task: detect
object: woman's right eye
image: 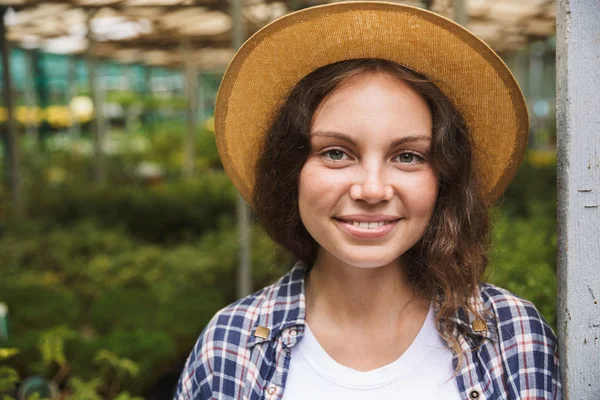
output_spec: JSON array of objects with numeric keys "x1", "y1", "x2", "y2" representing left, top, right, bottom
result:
[{"x1": 322, "y1": 149, "x2": 350, "y2": 161}]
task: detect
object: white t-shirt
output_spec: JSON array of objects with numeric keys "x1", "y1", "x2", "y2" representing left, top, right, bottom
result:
[{"x1": 282, "y1": 305, "x2": 462, "y2": 400}]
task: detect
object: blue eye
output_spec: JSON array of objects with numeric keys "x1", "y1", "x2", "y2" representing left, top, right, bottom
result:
[
  {"x1": 394, "y1": 152, "x2": 422, "y2": 164},
  {"x1": 324, "y1": 149, "x2": 348, "y2": 161}
]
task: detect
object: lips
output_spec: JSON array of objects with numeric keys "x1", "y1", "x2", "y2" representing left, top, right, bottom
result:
[
  {"x1": 335, "y1": 214, "x2": 400, "y2": 222},
  {"x1": 334, "y1": 218, "x2": 400, "y2": 239},
  {"x1": 337, "y1": 220, "x2": 394, "y2": 229}
]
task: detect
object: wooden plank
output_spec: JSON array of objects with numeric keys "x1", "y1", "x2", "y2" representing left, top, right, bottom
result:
[{"x1": 556, "y1": 0, "x2": 600, "y2": 398}]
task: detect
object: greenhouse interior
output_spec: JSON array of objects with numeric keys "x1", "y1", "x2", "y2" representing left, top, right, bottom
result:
[{"x1": 0, "y1": 1, "x2": 559, "y2": 399}]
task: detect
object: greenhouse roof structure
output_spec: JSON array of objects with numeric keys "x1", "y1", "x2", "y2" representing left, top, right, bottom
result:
[{"x1": 0, "y1": 0, "x2": 556, "y2": 69}]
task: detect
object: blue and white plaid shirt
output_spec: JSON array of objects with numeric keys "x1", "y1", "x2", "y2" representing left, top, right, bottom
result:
[{"x1": 175, "y1": 261, "x2": 561, "y2": 400}]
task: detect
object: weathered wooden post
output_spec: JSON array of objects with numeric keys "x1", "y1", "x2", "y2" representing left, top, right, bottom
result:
[{"x1": 556, "y1": 0, "x2": 600, "y2": 398}]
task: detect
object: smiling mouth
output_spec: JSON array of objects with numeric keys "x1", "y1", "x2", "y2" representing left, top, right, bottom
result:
[
  {"x1": 334, "y1": 218, "x2": 401, "y2": 230},
  {"x1": 333, "y1": 218, "x2": 400, "y2": 239}
]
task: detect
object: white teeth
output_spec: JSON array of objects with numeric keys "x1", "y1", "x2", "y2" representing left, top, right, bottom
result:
[{"x1": 348, "y1": 221, "x2": 388, "y2": 229}]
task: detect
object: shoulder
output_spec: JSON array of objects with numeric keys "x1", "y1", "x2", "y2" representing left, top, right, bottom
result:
[
  {"x1": 189, "y1": 278, "x2": 282, "y2": 362},
  {"x1": 477, "y1": 283, "x2": 561, "y2": 398},
  {"x1": 174, "y1": 285, "x2": 276, "y2": 399},
  {"x1": 174, "y1": 264, "x2": 305, "y2": 399},
  {"x1": 479, "y1": 283, "x2": 557, "y2": 345},
  {"x1": 204, "y1": 262, "x2": 305, "y2": 346}
]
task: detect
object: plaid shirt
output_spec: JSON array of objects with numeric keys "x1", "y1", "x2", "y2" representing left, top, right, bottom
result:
[{"x1": 175, "y1": 261, "x2": 561, "y2": 400}]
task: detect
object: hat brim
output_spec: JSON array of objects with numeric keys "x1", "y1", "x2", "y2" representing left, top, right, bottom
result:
[{"x1": 215, "y1": 1, "x2": 528, "y2": 205}]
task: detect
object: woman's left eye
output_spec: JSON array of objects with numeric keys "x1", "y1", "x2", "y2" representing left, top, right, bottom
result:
[{"x1": 393, "y1": 152, "x2": 423, "y2": 164}]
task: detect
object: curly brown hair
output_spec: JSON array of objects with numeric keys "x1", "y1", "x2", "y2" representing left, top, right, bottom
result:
[{"x1": 252, "y1": 58, "x2": 490, "y2": 358}]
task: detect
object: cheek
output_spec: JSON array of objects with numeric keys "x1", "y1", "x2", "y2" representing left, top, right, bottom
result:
[
  {"x1": 298, "y1": 163, "x2": 349, "y2": 220},
  {"x1": 399, "y1": 171, "x2": 439, "y2": 215},
  {"x1": 298, "y1": 165, "x2": 325, "y2": 218},
  {"x1": 298, "y1": 164, "x2": 320, "y2": 220}
]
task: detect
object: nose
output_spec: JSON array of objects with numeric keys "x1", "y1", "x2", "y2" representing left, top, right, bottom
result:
[{"x1": 349, "y1": 164, "x2": 393, "y2": 204}]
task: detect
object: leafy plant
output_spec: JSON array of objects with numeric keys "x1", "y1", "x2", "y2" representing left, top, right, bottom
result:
[
  {"x1": 94, "y1": 350, "x2": 139, "y2": 398},
  {"x1": 0, "y1": 349, "x2": 20, "y2": 395}
]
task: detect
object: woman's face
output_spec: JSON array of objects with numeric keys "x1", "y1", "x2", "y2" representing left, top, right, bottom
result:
[{"x1": 298, "y1": 72, "x2": 439, "y2": 269}]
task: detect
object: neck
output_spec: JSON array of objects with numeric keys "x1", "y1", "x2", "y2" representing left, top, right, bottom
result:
[{"x1": 305, "y1": 252, "x2": 426, "y2": 331}]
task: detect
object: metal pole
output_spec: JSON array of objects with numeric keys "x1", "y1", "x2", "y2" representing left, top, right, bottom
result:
[
  {"x1": 24, "y1": 49, "x2": 39, "y2": 146},
  {"x1": 557, "y1": 0, "x2": 600, "y2": 398},
  {"x1": 67, "y1": 55, "x2": 80, "y2": 140},
  {"x1": 231, "y1": 0, "x2": 252, "y2": 298},
  {"x1": 126, "y1": 63, "x2": 137, "y2": 134},
  {"x1": 0, "y1": 7, "x2": 23, "y2": 218},
  {"x1": 143, "y1": 65, "x2": 154, "y2": 133},
  {"x1": 453, "y1": 0, "x2": 468, "y2": 26},
  {"x1": 181, "y1": 40, "x2": 197, "y2": 178},
  {"x1": 86, "y1": 10, "x2": 106, "y2": 184},
  {"x1": 198, "y1": 72, "x2": 205, "y2": 128},
  {"x1": 421, "y1": 0, "x2": 433, "y2": 10},
  {"x1": 529, "y1": 43, "x2": 545, "y2": 149},
  {"x1": 0, "y1": 302, "x2": 8, "y2": 340}
]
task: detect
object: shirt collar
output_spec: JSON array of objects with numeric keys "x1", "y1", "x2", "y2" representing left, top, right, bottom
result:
[
  {"x1": 247, "y1": 261, "x2": 307, "y2": 347},
  {"x1": 247, "y1": 261, "x2": 495, "y2": 348},
  {"x1": 447, "y1": 298, "x2": 496, "y2": 341}
]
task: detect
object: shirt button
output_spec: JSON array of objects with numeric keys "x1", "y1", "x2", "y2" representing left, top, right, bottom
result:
[
  {"x1": 469, "y1": 389, "x2": 481, "y2": 399},
  {"x1": 289, "y1": 328, "x2": 298, "y2": 336},
  {"x1": 267, "y1": 386, "x2": 277, "y2": 395}
]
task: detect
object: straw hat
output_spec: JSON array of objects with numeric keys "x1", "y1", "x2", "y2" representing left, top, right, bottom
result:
[{"x1": 215, "y1": 1, "x2": 528, "y2": 205}]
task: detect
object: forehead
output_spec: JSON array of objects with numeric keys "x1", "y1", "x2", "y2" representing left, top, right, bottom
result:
[{"x1": 311, "y1": 72, "x2": 433, "y2": 140}]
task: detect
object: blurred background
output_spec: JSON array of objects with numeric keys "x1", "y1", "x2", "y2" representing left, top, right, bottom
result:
[{"x1": 0, "y1": 0, "x2": 556, "y2": 399}]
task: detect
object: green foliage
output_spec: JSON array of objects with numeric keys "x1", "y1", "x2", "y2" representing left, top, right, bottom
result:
[
  {"x1": 68, "y1": 377, "x2": 102, "y2": 400},
  {"x1": 0, "y1": 350, "x2": 19, "y2": 362},
  {"x1": 112, "y1": 393, "x2": 143, "y2": 400},
  {"x1": 0, "y1": 160, "x2": 288, "y2": 395},
  {"x1": 105, "y1": 92, "x2": 139, "y2": 109},
  {"x1": 0, "y1": 283, "x2": 80, "y2": 348},
  {"x1": 0, "y1": 349, "x2": 19, "y2": 399},
  {"x1": 488, "y1": 159, "x2": 557, "y2": 328},
  {"x1": 0, "y1": 366, "x2": 19, "y2": 393},
  {"x1": 24, "y1": 176, "x2": 235, "y2": 244},
  {"x1": 38, "y1": 326, "x2": 77, "y2": 369},
  {"x1": 94, "y1": 350, "x2": 139, "y2": 398}
]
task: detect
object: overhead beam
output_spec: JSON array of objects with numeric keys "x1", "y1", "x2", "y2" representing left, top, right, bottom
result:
[{"x1": 3, "y1": 0, "x2": 227, "y2": 11}]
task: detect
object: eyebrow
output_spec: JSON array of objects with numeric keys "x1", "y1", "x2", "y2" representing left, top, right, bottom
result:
[{"x1": 311, "y1": 131, "x2": 432, "y2": 148}]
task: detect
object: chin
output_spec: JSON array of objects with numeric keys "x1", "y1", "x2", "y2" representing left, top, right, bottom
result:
[{"x1": 334, "y1": 251, "x2": 403, "y2": 269}]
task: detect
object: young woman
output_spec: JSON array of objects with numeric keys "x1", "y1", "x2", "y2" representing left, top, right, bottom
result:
[{"x1": 175, "y1": 3, "x2": 560, "y2": 400}]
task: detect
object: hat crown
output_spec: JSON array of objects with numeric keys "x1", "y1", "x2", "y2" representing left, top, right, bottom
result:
[{"x1": 216, "y1": 2, "x2": 528, "y2": 205}]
